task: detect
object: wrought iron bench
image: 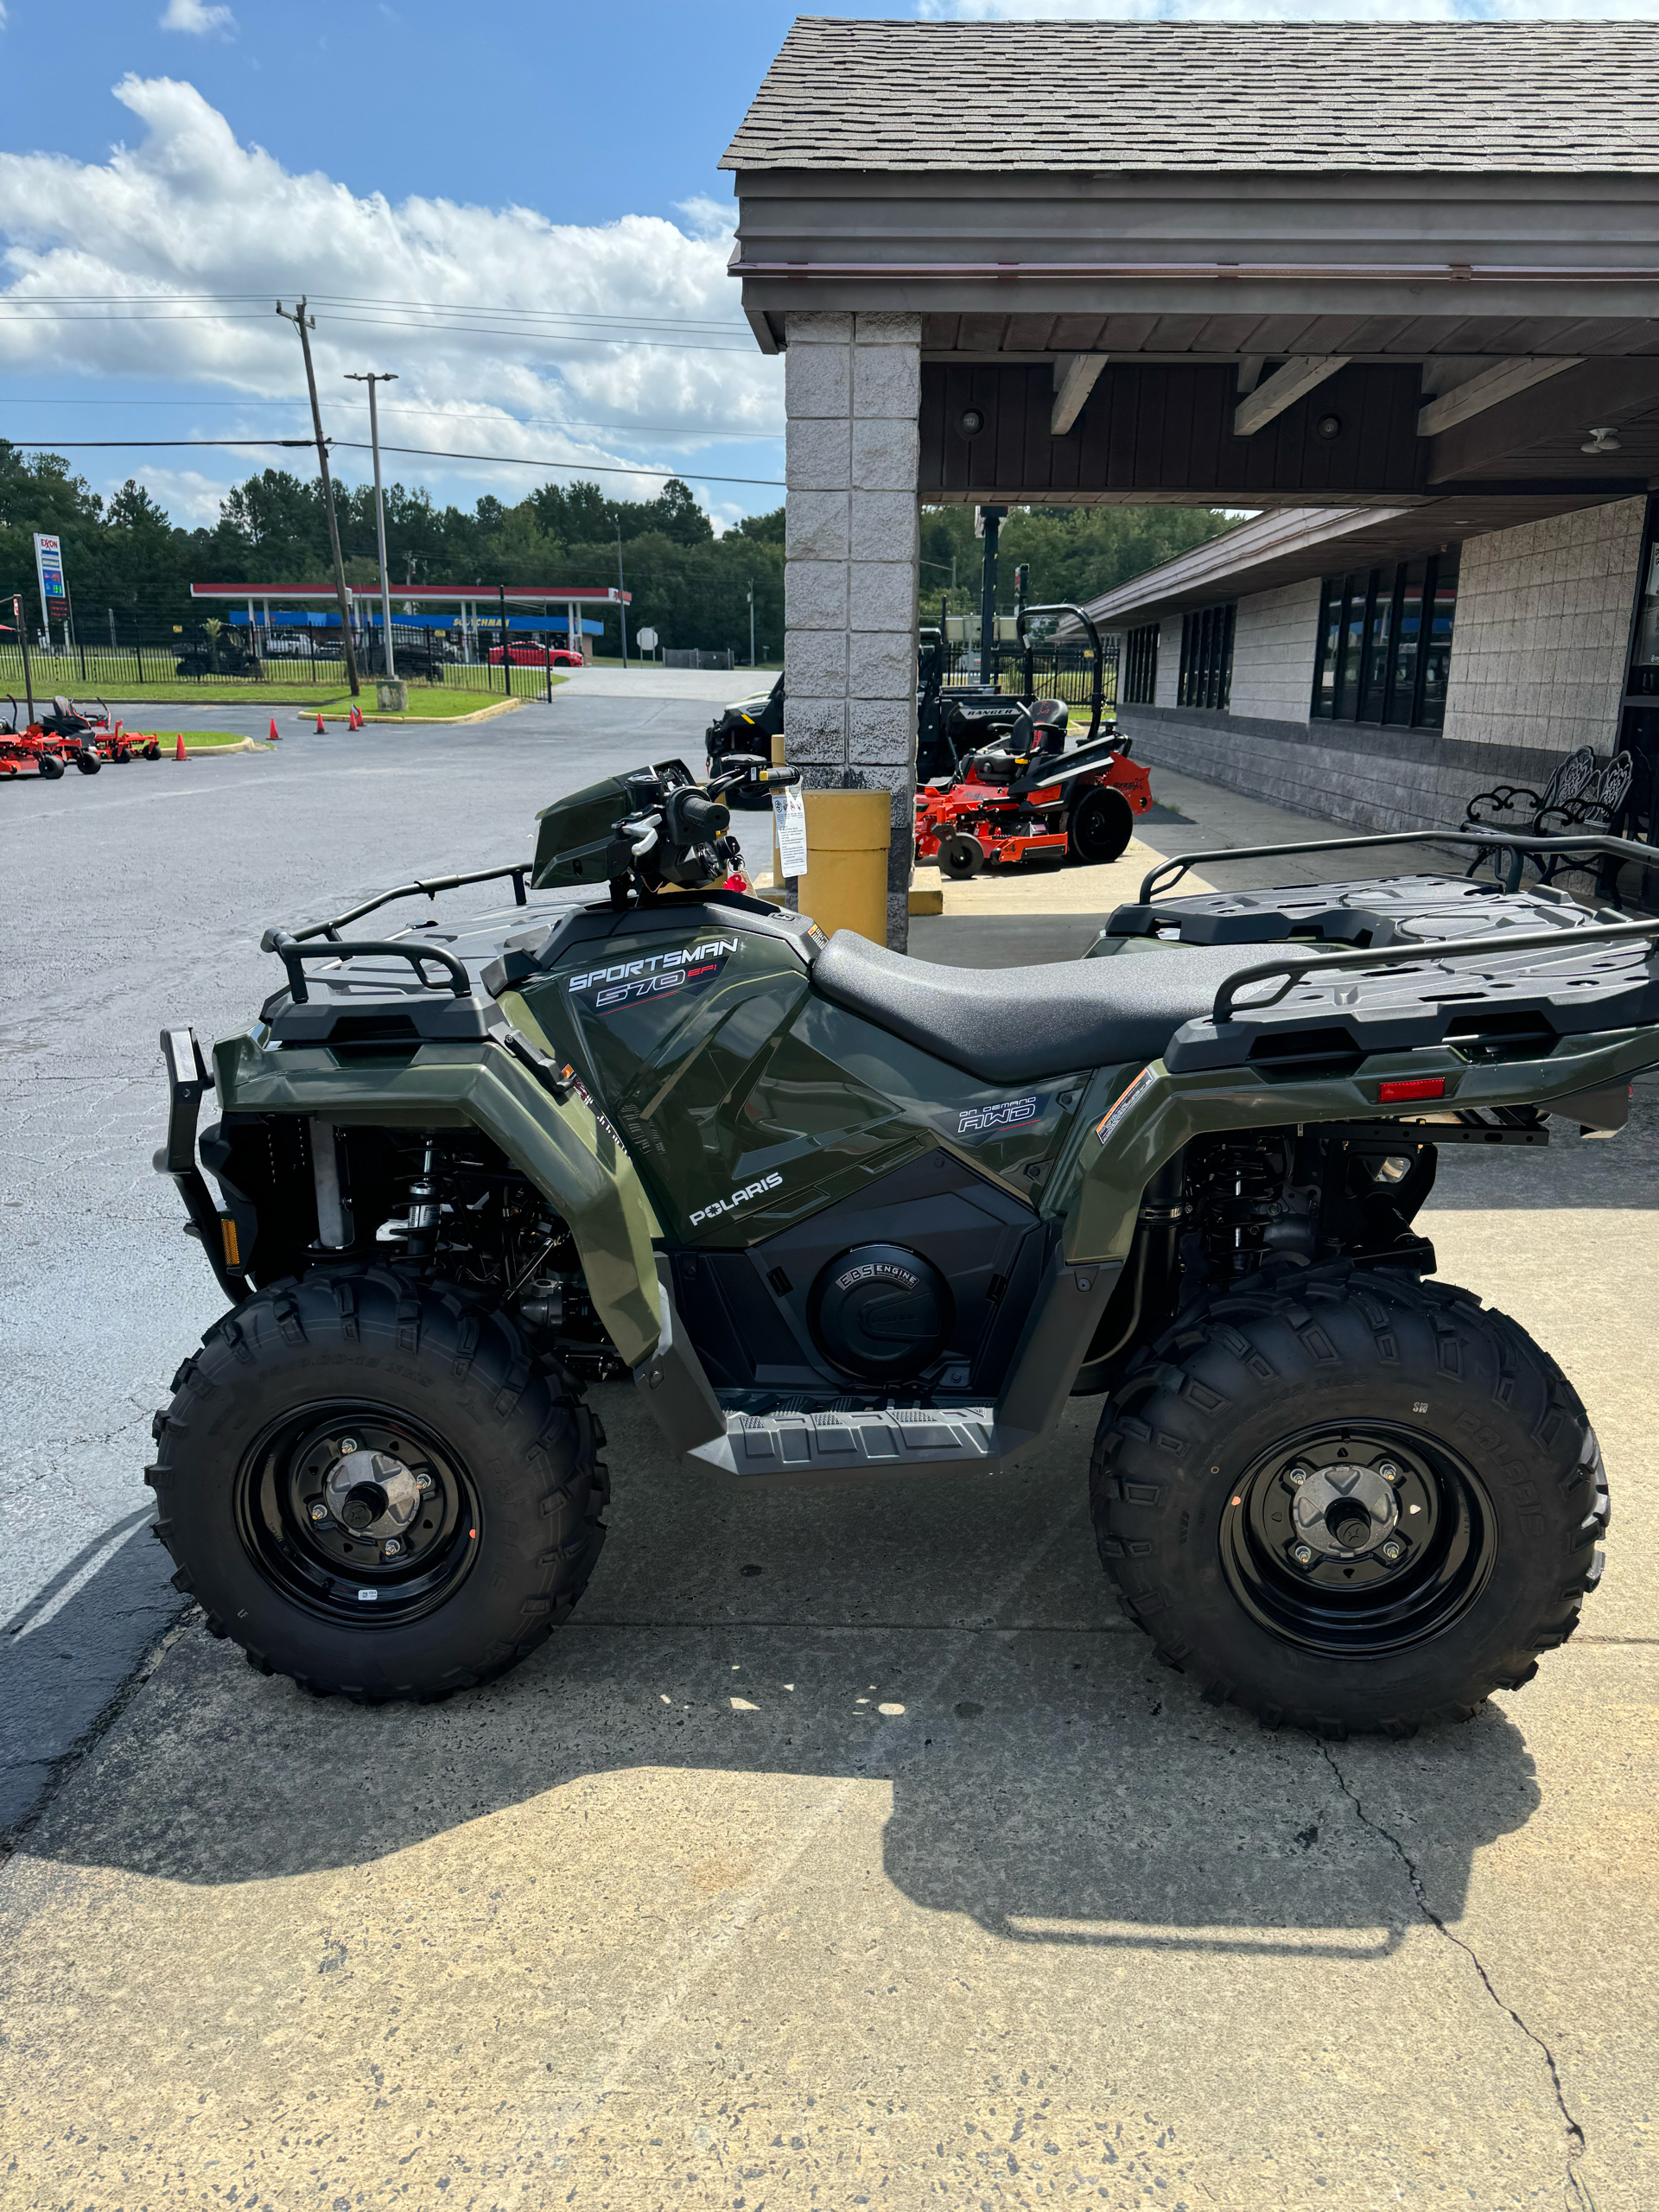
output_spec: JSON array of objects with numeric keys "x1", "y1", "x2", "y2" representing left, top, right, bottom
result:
[{"x1": 1462, "y1": 746, "x2": 1644, "y2": 906}]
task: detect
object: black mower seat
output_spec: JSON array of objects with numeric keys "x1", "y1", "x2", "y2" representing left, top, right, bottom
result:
[{"x1": 812, "y1": 930, "x2": 1271, "y2": 1084}]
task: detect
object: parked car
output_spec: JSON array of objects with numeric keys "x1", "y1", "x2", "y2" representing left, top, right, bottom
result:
[{"x1": 486, "y1": 644, "x2": 585, "y2": 669}]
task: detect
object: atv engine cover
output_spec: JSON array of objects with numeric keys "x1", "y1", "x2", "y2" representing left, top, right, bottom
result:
[{"x1": 809, "y1": 1243, "x2": 954, "y2": 1381}]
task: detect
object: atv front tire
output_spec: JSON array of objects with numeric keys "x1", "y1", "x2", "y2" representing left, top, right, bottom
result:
[
  {"x1": 149, "y1": 1269, "x2": 607, "y2": 1700},
  {"x1": 1091, "y1": 1264, "x2": 1608, "y2": 1736}
]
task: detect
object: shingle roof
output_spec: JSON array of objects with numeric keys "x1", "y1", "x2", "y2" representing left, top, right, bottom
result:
[{"x1": 721, "y1": 18, "x2": 1659, "y2": 173}]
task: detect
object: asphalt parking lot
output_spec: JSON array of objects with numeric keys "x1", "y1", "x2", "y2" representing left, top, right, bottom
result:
[{"x1": 2, "y1": 688, "x2": 1656, "y2": 2209}]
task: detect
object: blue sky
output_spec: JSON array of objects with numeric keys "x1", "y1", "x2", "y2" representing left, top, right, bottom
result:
[{"x1": 0, "y1": 0, "x2": 1640, "y2": 534}]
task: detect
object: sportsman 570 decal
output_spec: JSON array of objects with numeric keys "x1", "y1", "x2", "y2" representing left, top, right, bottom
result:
[{"x1": 567, "y1": 938, "x2": 741, "y2": 1012}]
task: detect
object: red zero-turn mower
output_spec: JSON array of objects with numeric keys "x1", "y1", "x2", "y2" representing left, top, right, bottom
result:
[
  {"x1": 914, "y1": 604, "x2": 1153, "y2": 881},
  {"x1": 0, "y1": 699, "x2": 68, "y2": 779},
  {"x1": 41, "y1": 695, "x2": 156, "y2": 765}
]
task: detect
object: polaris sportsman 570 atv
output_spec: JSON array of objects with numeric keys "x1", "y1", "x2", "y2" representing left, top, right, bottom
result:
[{"x1": 150, "y1": 756, "x2": 1658, "y2": 1735}]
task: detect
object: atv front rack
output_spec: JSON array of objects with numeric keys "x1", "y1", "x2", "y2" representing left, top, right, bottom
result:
[{"x1": 282, "y1": 861, "x2": 533, "y2": 944}]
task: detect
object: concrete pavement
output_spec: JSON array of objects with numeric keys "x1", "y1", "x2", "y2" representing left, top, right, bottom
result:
[{"x1": 3, "y1": 712, "x2": 1656, "y2": 2207}]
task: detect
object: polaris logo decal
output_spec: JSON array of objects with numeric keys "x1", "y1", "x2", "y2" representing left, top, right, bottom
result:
[
  {"x1": 566, "y1": 938, "x2": 740, "y2": 1014},
  {"x1": 958, "y1": 1094, "x2": 1040, "y2": 1137},
  {"x1": 690, "y1": 1171, "x2": 784, "y2": 1228}
]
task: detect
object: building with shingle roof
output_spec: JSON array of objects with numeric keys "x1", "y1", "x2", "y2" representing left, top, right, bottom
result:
[{"x1": 721, "y1": 19, "x2": 1659, "y2": 938}]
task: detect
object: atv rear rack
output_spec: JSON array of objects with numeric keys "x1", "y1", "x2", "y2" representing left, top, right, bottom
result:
[
  {"x1": 1211, "y1": 910, "x2": 1659, "y2": 1025},
  {"x1": 1139, "y1": 827, "x2": 1655, "y2": 904}
]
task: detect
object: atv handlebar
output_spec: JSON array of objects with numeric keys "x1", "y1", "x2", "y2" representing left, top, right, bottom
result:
[
  {"x1": 1140, "y1": 828, "x2": 1658, "y2": 905},
  {"x1": 1210, "y1": 908, "x2": 1659, "y2": 1027},
  {"x1": 261, "y1": 929, "x2": 474, "y2": 1004}
]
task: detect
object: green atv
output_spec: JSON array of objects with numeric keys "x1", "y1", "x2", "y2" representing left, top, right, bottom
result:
[{"x1": 149, "y1": 754, "x2": 1657, "y2": 1734}]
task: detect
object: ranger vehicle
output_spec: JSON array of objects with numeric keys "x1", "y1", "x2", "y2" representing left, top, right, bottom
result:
[{"x1": 150, "y1": 760, "x2": 1657, "y2": 1734}]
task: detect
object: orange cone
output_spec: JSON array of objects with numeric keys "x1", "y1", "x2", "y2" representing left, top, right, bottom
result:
[
  {"x1": 268, "y1": 715, "x2": 280, "y2": 743},
  {"x1": 174, "y1": 732, "x2": 188, "y2": 762},
  {"x1": 315, "y1": 709, "x2": 326, "y2": 734},
  {"x1": 351, "y1": 704, "x2": 364, "y2": 730}
]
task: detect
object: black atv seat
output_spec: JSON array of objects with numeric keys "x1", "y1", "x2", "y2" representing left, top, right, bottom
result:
[{"x1": 812, "y1": 930, "x2": 1268, "y2": 1083}]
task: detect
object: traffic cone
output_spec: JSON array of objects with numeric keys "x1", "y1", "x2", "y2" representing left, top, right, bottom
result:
[
  {"x1": 174, "y1": 732, "x2": 187, "y2": 762},
  {"x1": 268, "y1": 715, "x2": 280, "y2": 743},
  {"x1": 350, "y1": 703, "x2": 364, "y2": 730},
  {"x1": 315, "y1": 709, "x2": 326, "y2": 734}
]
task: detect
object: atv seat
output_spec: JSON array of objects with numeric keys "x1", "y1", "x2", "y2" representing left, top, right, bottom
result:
[{"x1": 812, "y1": 930, "x2": 1268, "y2": 1083}]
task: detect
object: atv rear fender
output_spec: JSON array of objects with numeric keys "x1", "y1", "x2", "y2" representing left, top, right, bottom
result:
[{"x1": 1052, "y1": 1021, "x2": 1659, "y2": 1268}]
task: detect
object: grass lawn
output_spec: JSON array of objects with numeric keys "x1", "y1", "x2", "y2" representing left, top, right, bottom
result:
[
  {"x1": 13, "y1": 669, "x2": 567, "y2": 708},
  {"x1": 111, "y1": 728, "x2": 264, "y2": 752}
]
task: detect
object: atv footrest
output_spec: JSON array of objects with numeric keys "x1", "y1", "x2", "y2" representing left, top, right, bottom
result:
[{"x1": 703, "y1": 1405, "x2": 995, "y2": 1478}]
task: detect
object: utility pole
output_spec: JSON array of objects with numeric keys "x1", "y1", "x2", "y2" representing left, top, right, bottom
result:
[
  {"x1": 615, "y1": 523, "x2": 628, "y2": 669},
  {"x1": 276, "y1": 297, "x2": 360, "y2": 698},
  {"x1": 747, "y1": 578, "x2": 755, "y2": 668},
  {"x1": 345, "y1": 368, "x2": 397, "y2": 681}
]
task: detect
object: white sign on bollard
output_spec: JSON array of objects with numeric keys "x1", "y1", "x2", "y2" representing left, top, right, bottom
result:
[{"x1": 773, "y1": 784, "x2": 808, "y2": 877}]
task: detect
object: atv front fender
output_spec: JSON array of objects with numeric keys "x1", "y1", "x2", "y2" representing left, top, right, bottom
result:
[{"x1": 212, "y1": 1024, "x2": 664, "y2": 1367}]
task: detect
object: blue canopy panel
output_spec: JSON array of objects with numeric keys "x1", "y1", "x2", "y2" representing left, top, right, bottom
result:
[{"x1": 238, "y1": 610, "x2": 603, "y2": 634}]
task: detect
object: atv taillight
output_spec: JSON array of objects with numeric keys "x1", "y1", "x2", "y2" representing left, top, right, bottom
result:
[{"x1": 1377, "y1": 1077, "x2": 1446, "y2": 1103}]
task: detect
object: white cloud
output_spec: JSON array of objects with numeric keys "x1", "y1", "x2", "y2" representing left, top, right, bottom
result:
[
  {"x1": 160, "y1": 0, "x2": 235, "y2": 35},
  {"x1": 0, "y1": 76, "x2": 779, "y2": 518}
]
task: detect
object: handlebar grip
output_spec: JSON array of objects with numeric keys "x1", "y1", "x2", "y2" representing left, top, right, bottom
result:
[{"x1": 677, "y1": 791, "x2": 731, "y2": 837}]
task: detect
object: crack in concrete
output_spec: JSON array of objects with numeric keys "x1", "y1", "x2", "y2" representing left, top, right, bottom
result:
[{"x1": 1319, "y1": 1743, "x2": 1595, "y2": 2212}]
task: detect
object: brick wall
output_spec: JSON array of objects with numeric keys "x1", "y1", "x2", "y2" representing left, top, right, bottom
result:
[
  {"x1": 1117, "y1": 503, "x2": 1643, "y2": 836},
  {"x1": 784, "y1": 309, "x2": 921, "y2": 950},
  {"x1": 1443, "y1": 495, "x2": 1646, "y2": 758},
  {"x1": 1228, "y1": 579, "x2": 1323, "y2": 721}
]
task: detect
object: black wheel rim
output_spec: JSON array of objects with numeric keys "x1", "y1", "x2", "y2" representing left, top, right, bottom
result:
[
  {"x1": 233, "y1": 1401, "x2": 480, "y2": 1629},
  {"x1": 1071, "y1": 791, "x2": 1129, "y2": 863},
  {"x1": 1218, "y1": 1422, "x2": 1497, "y2": 1657}
]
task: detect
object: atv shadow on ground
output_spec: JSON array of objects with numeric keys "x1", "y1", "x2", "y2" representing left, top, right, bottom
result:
[{"x1": 22, "y1": 1389, "x2": 1541, "y2": 1964}]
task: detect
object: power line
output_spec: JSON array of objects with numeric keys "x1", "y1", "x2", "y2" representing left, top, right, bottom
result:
[
  {"x1": 6, "y1": 436, "x2": 783, "y2": 488},
  {"x1": 0, "y1": 397, "x2": 779, "y2": 439}
]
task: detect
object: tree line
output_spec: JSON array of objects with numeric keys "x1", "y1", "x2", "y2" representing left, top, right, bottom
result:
[{"x1": 0, "y1": 440, "x2": 1236, "y2": 661}]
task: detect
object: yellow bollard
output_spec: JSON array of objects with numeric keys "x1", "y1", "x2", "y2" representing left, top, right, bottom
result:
[
  {"x1": 770, "y1": 733, "x2": 786, "y2": 888},
  {"x1": 798, "y1": 789, "x2": 891, "y2": 944}
]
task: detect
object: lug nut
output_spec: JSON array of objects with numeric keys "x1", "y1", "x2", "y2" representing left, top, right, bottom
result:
[
  {"x1": 309, "y1": 1503, "x2": 328, "y2": 1522},
  {"x1": 1293, "y1": 1544, "x2": 1315, "y2": 1565},
  {"x1": 1287, "y1": 1467, "x2": 1309, "y2": 1489},
  {"x1": 384, "y1": 1539, "x2": 403, "y2": 1557},
  {"x1": 1378, "y1": 1462, "x2": 1401, "y2": 1482},
  {"x1": 340, "y1": 1437, "x2": 359, "y2": 1455},
  {"x1": 415, "y1": 1471, "x2": 432, "y2": 1491},
  {"x1": 1381, "y1": 1541, "x2": 1403, "y2": 1562}
]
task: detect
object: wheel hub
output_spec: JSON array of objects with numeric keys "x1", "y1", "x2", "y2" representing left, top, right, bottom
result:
[
  {"x1": 1218, "y1": 1423, "x2": 1497, "y2": 1658},
  {"x1": 326, "y1": 1448, "x2": 422, "y2": 1536},
  {"x1": 1292, "y1": 1464, "x2": 1400, "y2": 1560}
]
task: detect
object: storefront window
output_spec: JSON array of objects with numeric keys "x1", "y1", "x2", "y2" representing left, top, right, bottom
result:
[
  {"x1": 1312, "y1": 552, "x2": 1458, "y2": 729},
  {"x1": 1178, "y1": 602, "x2": 1235, "y2": 710},
  {"x1": 1122, "y1": 621, "x2": 1159, "y2": 705},
  {"x1": 1627, "y1": 508, "x2": 1659, "y2": 697}
]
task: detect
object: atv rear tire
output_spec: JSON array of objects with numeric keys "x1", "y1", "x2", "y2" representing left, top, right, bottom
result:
[
  {"x1": 1091, "y1": 1263, "x2": 1608, "y2": 1736},
  {"x1": 149, "y1": 1269, "x2": 607, "y2": 1700},
  {"x1": 1067, "y1": 785, "x2": 1133, "y2": 866}
]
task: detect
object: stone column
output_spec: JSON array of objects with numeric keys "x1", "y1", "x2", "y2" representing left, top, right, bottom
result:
[{"x1": 783, "y1": 309, "x2": 921, "y2": 950}]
